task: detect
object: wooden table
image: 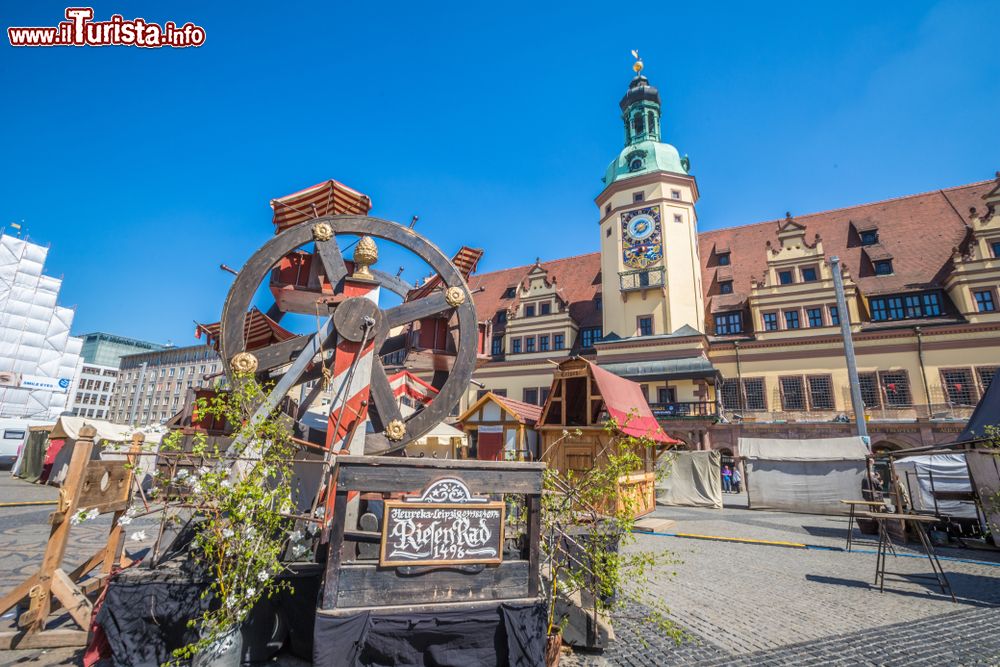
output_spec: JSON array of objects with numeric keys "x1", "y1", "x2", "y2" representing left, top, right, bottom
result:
[
  {"x1": 839, "y1": 500, "x2": 887, "y2": 552},
  {"x1": 860, "y1": 512, "x2": 956, "y2": 603}
]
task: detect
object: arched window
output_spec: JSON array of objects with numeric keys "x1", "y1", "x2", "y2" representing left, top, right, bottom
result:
[
  {"x1": 632, "y1": 113, "x2": 644, "y2": 136},
  {"x1": 647, "y1": 110, "x2": 656, "y2": 135},
  {"x1": 629, "y1": 158, "x2": 643, "y2": 172}
]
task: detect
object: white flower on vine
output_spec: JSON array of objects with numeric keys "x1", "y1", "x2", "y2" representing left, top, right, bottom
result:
[
  {"x1": 220, "y1": 479, "x2": 231, "y2": 489},
  {"x1": 222, "y1": 528, "x2": 235, "y2": 539},
  {"x1": 291, "y1": 543, "x2": 307, "y2": 557},
  {"x1": 176, "y1": 469, "x2": 190, "y2": 480},
  {"x1": 257, "y1": 570, "x2": 270, "y2": 582},
  {"x1": 130, "y1": 530, "x2": 148, "y2": 542},
  {"x1": 245, "y1": 586, "x2": 256, "y2": 598},
  {"x1": 72, "y1": 508, "x2": 100, "y2": 525},
  {"x1": 125, "y1": 507, "x2": 138, "y2": 518},
  {"x1": 288, "y1": 529, "x2": 304, "y2": 543},
  {"x1": 117, "y1": 515, "x2": 133, "y2": 527}
]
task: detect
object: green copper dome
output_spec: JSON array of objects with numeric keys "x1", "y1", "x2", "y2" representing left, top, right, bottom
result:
[{"x1": 602, "y1": 72, "x2": 690, "y2": 187}]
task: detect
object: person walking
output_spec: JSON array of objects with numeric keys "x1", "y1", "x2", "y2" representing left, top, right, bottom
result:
[
  {"x1": 732, "y1": 465, "x2": 742, "y2": 494},
  {"x1": 721, "y1": 465, "x2": 732, "y2": 493}
]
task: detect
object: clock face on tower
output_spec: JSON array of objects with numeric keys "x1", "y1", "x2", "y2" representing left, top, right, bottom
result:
[{"x1": 621, "y1": 206, "x2": 663, "y2": 269}]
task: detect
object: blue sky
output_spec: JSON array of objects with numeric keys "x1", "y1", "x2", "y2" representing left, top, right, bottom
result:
[{"x1": 2, "y1": 0, "x2": 998, "y2": 346}]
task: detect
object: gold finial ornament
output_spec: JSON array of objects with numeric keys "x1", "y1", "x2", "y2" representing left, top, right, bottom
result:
[
  {"x1": 231, "y1": 351, "x2": 259, "y2": 375},
  {"x1": 312, "y1": 221, "x2": 334, "y2": 242},
  {"x1": 385, "y1": 419, "x2": 406, "y2": 442},
  {"x1": 352, "y1": 235, "x2": 378, "y2": 279},
  {"x1": 631, "y1": 49, "x2": 643, "y2": 74},
  {"x1": 444, "y1": 286, "x2": 466, "y2": 307}
]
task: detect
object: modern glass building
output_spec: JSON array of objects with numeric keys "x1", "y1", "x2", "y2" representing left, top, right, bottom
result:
[{"x1": 78, "y1": 332, "x2": 164, "y2": 367}]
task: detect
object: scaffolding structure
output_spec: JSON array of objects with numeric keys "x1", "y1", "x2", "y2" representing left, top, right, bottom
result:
[{"x1": 0, "y1": 232, "x2": 82, "y2": 418}]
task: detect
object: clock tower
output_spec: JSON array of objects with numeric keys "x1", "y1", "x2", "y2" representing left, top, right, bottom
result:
[{"x1": 595, "y1": 58, "x2": 704, "y2": 338}]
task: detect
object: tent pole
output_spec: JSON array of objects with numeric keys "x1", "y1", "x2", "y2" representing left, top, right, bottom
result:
[{"x1": 830, "y1": 256, "x2": 869, "y2": 449}]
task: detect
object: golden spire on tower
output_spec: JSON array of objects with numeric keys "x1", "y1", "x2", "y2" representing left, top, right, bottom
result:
[{"x1": 631, "y1": 49, "x2": 643, "y2": 74}]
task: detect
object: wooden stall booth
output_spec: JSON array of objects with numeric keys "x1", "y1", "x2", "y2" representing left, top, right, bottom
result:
[
  {"x1": 538, "y1": 358, "x2": 679, "y2": 517},
  {"x1": 315, "y1": 456, "x2": 547, "y2": 666},
  {"x1": 457, "y1": 392, "x2": 542, "y2": 461}
]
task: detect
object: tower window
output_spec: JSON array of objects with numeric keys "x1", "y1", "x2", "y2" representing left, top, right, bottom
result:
[
  {"x1": 673, "y1": 214, "x2": 683, "y2": 223},
  {"x1": 633, "y1": 192, "x2": 644, "y2": 202},
  {"x1": 629, "y1": 158, "x2": 643, "y2": 172},
  {"x1": 638, "y1": 316, "x2": 653, "y2": 336},
  {"x1": 671, "y1": 190, "x2": 681, "y2": 200},
  {"x1": 717, "y1": 252, "x2": 731, "y2": 266},
  {"x1": 874, "y1": 259, "x2": 893, "y2": 275},
  {"x1": 719, "y1": 281, "x2": 733, "y2": 294},
  {"x1": 632, "y1": 113, "x2": 644, "y2": 135},
  {"x1": 606, "y1": 226, "x2": 612, "y2": 237},
  {"x1": 860, "y1": 230, "x2": 879, "y2": 246},
  {"x1": 647, "y1": 110, "x2": 656, "y2": 134},
  {"x1": 605, "y1": 203, "x2": 612, "y2": 215}
]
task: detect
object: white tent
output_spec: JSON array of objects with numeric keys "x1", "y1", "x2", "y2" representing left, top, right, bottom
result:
[
  {"x1": 895, "y1": 453, "x2": 977, "y2": 519},
  {"x1": 47, "y1": 416, "x2": 162, "y2": 486},
  {"x1": 656, "y1": 450, "x2": 723, "y2": 509},
  {"x1": 740, "y1": 436, "x2": 868, "y2": 515}
]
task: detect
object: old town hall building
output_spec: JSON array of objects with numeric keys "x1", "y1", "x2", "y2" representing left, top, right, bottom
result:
[{"x1": 458, "y1": 64, "x2": 1000, "y2": 456}]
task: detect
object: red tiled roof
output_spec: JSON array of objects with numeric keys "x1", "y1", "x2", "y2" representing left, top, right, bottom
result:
[
  {"x1": 493, "y1": 394, "x2": 543, "y2": 425},
  {"x1": 195, "y1": 308, "x2": 296, "y2": 352},
  {"x1": 467, "y1": 252, "x2": 603, "y2": 327},
  {"x1": 466, "y1": 179, "x2": 995, "y2": 330},
  {"x1": 699, "y1": 180, "x2": 992, "y2": 303}
]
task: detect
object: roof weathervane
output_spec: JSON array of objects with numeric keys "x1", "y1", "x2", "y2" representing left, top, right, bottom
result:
[{"x1": 631, "y1": 49, "x2": 643, "y2": 75}]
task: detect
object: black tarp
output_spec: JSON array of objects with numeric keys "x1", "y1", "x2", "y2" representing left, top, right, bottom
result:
[
  {"x1": 959, "y1": 373, "x2": 1000, "y2": 442},
  {"x1": 313, "y1": 601, "x2": 546, "y2": 667}
]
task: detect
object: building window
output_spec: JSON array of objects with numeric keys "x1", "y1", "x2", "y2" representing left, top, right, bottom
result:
[
  {"x1": 525, "y1": 337, "x2": 536, "y2": 353},
  {"x1": 717, "y1": 252, "x2": 731, "y2": 266},
  {"x1": 605, "y1": 203, "x2": 612, "y2": 215},
  {"x1": 540, "y1": 302, "x2": 551, "y2": 315},
  {"x1": 673, "y1": 213, "x2": 683, "y2": 223},
  {"x1": 553, "y1": 333, "x2": 565, "y2": 350},
  {"x1": 880, "y1": 371, "x2": 911, "y2": 407},
  {"x1": 801, "y1": 266, "x2": 818, "y2": 282},
  {"x1": 778, "y1": 270, "x2": 794, "y2": 285},
  {"x1": 629, "y1": 158, "x2": 643, "y2": 172},
  {"x1": 807, "y1": 308, "x2": 823, "y2": 327},
  {"x1": 829, "y1": 305, "x2": 840, "y2": 326},
  {"x1": 720, "y1": 380, "x2": 741, "y2": 411},
  {"x1": 808, "y1": 376, "x2": 834, "y2": 410},
  {"x1": 974, "y1": 290, "x2": 996, "y2": 312},
  {"x1": 719, "y1": 281, "x2": 733, "y2": 295},
  {"x1": 523, "y1": 388, "x2": 539, "y2": 405},
  {"x1": 525, "y1": 304, "x2": 535, "y2": 317},
  {"x1": 784, "y1": 310, "x2": 800, "y2": 329},
  {"x1": 633, "y1": 192, "x2": 644, "y2": 202},
  {"x1": 860, "y1": 230, "x2": 879, "y2": 246},
  {"x1": 871, "y1": 292, "x2": 941, "y2": 321},
  {"x1": 539, "y1": 335, "x2": 550, "y2": 352},
  {"x1": 671, "y1": 189, "x2": 681, "y2": 200},
  {"x1": 977, "y1": 366, "x2": 997, "y2": 394},
  {"x1": 580, "y1": 327, "x2": 602, "y2": 348},
  {"x1": 780, "y1": 376, "x2": 807, "y2": 411},
  {"x1": 742, "y1": 378, "x2": 766, "y2": 411},
  {"x1": 493, "y1": 389, "x2": 507, "y2": 398},
  {"x1": 657, "y1": 387, "x2": 676, "y2": 404},
  {"x1": 595, "y1": 295, "x2": 602, "y2": 310},
  {"x1": 941, "y1": 368, "x2": 977, "y2": 406},
  {"x1": 874, "y1": 259, "x2": 893, "y2": 275},
  {"x1": 714, "y1": 312, "x2": 742, "y2": 335},
  {"x1": 503, "y1": 287, "x2": 516, "y2": 299},
  {"x1": 638, "y1": 316, "x2": 653, "y2": 336},
  {"x1": 540, "y1": 386, "x2": 550, "y2": 404},
  {"x1": 606, "y1": 226, "x2": 612, "y2": 237},
  {"x1": 491, "y1": 336, "x2": 503, "y2": 356},
  {"x1": 511, "y1": 338, "x2": 522, "y2": 354},
  {"x1": 762, "y1": 312, "x2": 778, "y2": 331}
]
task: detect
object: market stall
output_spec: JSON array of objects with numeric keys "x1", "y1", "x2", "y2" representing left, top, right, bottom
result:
[{"x1": 656, "y1": 450, "x2": 723, "y2": 509}]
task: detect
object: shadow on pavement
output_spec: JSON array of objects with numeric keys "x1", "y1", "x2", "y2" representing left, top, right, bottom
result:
[{"x1": 805, "y1": 572, "x2": 1000, "y2": 607}]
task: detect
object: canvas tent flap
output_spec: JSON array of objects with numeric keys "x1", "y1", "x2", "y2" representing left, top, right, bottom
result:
[
  {"x1": 741, "y1": 436, "x2": 867, "y2": 461},
  {"x1": 895, "y1": 454, "x2": 977, "y2": 519},
  {"x1": 740, "y1": 436, "x2": 867, "y2": 514},
  {"x1": 49, "y1": 416, "x2": 162, "y2": 445},
  {"x1": 586, "y1": 361, "x2": 678, "y2": 444},
  {"x1": 657, "y1": 450, "x2": 722, "y2": 508}
]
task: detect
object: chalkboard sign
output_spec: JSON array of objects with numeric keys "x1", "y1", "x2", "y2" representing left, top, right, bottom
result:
[{"x1": 379, "y1": 478, "x2": 505, "y2": 567}]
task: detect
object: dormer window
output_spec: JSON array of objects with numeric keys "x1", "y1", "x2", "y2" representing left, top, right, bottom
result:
[
  {"x1": 502, "y1": 287, "x2": 516, "y2": 299},
  {"x1": 540, "y1": 302, "x2": 551, "y2": 315},
  {"x1": 629, "y1": 158, "x2": 643, "y2": 172},
  {"x1": 717, "y1": 252, "x2": 731, "y2": 266},
  {"x1": 860, "y1": 230, "x2": 879, "y2": 246},
  {"x1": 874, "y1": 259, "x2": 893, "y2": 276},
  {"x1": 778, "y1": 270, "x2": 794, "y2": 285},
  {"x1": 992, "y1": 241, "x2": 1000, "y2": 258},
  {"x1": 496, "y1": 310, "x2": 507, "y2": 325},
  {"x1": 719, "y1": 281, "x2": 734, "y2": 294},
  {"x1": 525, "y1": 304, "x2": 535, "y2": 317},
  {"x1": 801, "y1": 266, "x2": 818, "y2": 282}
]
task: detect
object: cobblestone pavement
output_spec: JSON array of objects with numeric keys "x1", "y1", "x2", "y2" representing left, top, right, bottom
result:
[{"x1": 3, "y1": 475, "x2": 1000, "y2": 665}]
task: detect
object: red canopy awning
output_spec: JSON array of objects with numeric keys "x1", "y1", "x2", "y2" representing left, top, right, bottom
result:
[
  {"x1": 586, "y1": 360, "x2": 678, "y2": 444},
  {"x1": 388, "y1": 370, "x2": 438, "y2": 405},
  {"x1": 195, "y1": 307, "x2": 296, "y2": 352}
]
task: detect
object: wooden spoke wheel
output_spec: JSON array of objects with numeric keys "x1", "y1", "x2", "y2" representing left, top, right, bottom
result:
[{"x1": 219, "y1": 216, "x2": 477, "y2": 455}]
